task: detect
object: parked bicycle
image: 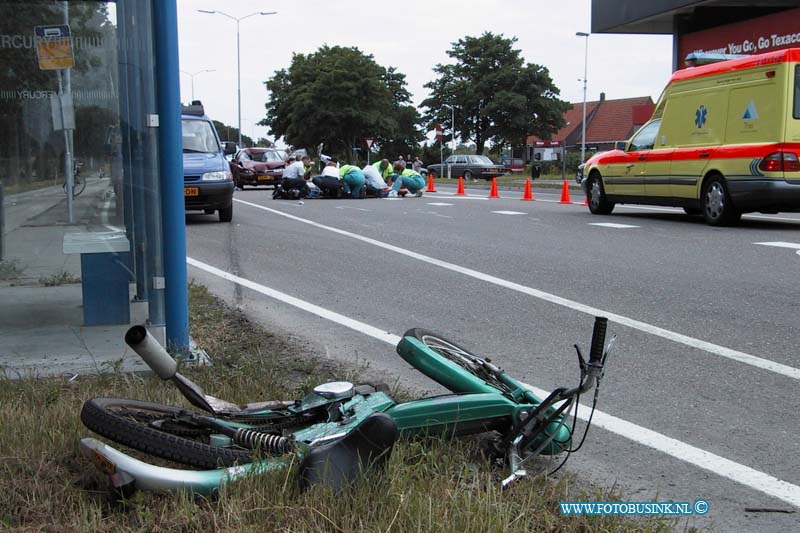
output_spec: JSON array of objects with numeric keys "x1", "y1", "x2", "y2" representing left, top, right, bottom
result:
[
  {"x1": 80, "y1": 318, "x2": 614, "y2": 496},
  {"x1": 63, "y1": 160, "x2": 86, "y2": 197}
]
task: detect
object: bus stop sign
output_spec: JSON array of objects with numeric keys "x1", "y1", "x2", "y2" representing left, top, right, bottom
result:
[{"x1": 34, "y1": 25, "x2": 74, "y2": 70}]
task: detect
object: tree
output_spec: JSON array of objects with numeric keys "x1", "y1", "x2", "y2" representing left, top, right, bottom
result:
[
  {"x1": 421, "y1": 32, "x2": 569, "y2": 155},
  {"x1": 260, "y1": 45, "x2": 422, "y2": 162},
  {"x1": 212, "y1": 120, "x2": 252, "y2": 147}
]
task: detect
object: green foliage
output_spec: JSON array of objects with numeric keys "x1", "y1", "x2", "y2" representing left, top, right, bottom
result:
[
  {"x1": 421, "y1": 32, "x2": 569, "y2": 155},
  {"x1": 261, "y1": 46, "x2": 423, "y2": 163},
  {"x1": 212, "y1": 120, "x2": 253, "y2": 148}
]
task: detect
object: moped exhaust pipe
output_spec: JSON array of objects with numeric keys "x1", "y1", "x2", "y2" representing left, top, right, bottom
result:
[
  {"x1": 124, "y1": 325, "x2": 237, "y2": 414},
  {"x1": 124, "y1": 325, "x2": 177, "y2": 380}
]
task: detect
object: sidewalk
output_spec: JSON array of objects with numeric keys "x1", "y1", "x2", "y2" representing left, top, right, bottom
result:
[{"x1": 0, "y1": 178, "x2": 147, "y2": 378}]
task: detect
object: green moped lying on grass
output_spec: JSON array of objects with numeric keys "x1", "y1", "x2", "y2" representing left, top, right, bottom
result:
[{"x1": 80, "y1": 318, "x2": 614, "y2": 496}]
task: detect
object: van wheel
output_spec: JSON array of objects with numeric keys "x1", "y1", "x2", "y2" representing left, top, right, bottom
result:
[
  {"x1": 702, "y1": 176, "x2": 741, "y2": 226},
  {"x1": 218, "y1": 206, "x2": 233, "y2": 222},
  {"x1": 587, "y1": 174, "x2": 614, "y2": 215}
]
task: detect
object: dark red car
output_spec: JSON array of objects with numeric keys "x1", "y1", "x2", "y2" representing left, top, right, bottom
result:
[{"x1": 230, "y1": 148, "x2": 288, "y2": 189}]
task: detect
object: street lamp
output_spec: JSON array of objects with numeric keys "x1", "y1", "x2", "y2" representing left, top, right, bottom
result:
[
  {"x1": 576, "y1": 31, "x2": 590, "y2": 164},
  {"x1": 180, "y1": 69, "x2": 215, "y2": 101},
  {"x1": 198, "y1": 9, "x2": 277, "y2": 148}
]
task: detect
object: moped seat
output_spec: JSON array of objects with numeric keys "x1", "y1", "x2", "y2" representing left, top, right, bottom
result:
[{"x1": 298, "y1": 412, "x2": 398, "y2": 492}]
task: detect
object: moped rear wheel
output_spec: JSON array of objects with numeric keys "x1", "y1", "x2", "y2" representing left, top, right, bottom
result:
[
  {"x1": 405, "y1": 329, "x2": 515, "y2": 395},
  {"x1": 81, "y1": 398, "x2": 259, "y2": 469}
]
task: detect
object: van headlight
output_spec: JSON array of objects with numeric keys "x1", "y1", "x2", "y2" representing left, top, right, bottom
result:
[{"x1": 201, "y1": 171, "x2": 231, "y2": 181}]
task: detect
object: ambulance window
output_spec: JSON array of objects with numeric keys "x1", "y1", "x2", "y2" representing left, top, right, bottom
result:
[
  {"x1": 629, "y1": 120, "x2": 661, "y2": 151},
  {"x1": 794, "y1": 66, "x2": 800, "y2": 119}
]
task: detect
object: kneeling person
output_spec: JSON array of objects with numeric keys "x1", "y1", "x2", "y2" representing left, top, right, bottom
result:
[{"x1": 388, "y1": 162, "x2": 425, "y2": 197}]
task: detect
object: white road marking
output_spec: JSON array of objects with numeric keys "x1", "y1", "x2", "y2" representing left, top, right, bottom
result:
[
  {"x1": 754, "y1": 242, "x2": 800, "y2": 250},
  {"x1": 335, "y1": 206, "x2": 372, "y2": 212},
  {"x1": 186, "y1": 256, "x2": 800, "y2": 509},
  {"x1": 234, "y1": 198, "x2": 800, "y2": 381},
  {"x1": 589, "y1": 222, "x2": 640, "y2": 229},
  {"x1": 427, "y1": 202, "x2": 453, "y2": 206},
  {"x1": 491, "y1": 210, "x2": 527, "y2": 215},
  {"x1": 420, "y1": 211, "x2": 453, "y2": 219}
]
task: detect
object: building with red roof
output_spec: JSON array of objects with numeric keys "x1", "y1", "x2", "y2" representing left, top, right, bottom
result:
[{"x1": 526, "y1": 93, "x2": 655, "y2": 159}]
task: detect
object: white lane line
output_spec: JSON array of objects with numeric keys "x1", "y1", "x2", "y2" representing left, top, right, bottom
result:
[
  {"x1": 589, "y1": 222, "x2": 640, "y2": 229},
  {"x1": 755, "y1": 242, "x2": 800, "y2": 250},
  {"x1": 186, "y1": 256, "x2": 800, "y2": 509},
  {"x1": 235, "y1": 198, "x2": 800, "y2": 381},
  {"x1": 427, "y1": 202, "x2": 453, "y2": 206},
  {"x1": 491, "y1": 211, "x2": 527, "y2": 215}
]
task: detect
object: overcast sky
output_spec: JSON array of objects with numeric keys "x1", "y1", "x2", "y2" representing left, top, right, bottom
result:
[{"x1": 175, "y1": 0, "x2": 673, "y2": 145}]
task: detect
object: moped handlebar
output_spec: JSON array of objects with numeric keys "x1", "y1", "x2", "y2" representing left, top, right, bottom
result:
[{"x1": 588, "y1": 316, "x2": 607, "y2": 365}]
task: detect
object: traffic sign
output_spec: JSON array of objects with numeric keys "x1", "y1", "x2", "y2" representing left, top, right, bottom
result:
[
  {"x1": 34, "y1": 25, "x2": 74, "y2": 70},
  {"x1": 365, "y1": 137, "x2": 375, "y2": 149}
]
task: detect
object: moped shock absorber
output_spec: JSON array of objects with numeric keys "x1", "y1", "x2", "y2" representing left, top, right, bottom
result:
[
  {"x1": 199, "y1": 416, "x2": 294, "y2": 455},
  {"x1": 233, "y1": 428, "x2": 294, "y2": 454}
]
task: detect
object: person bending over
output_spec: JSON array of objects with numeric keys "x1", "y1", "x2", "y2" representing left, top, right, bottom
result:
[
  {"x1": 362, "y1": 163, "x2": 390, "y2": 197},
  {"x1": 312, "y1": 159, "x2": 342, "y2": 198},
  {"x1": 339, "y1": 163, "x2": 366, "y2": 199},
  {"x1": 387, "y1": 161, "x2": 425, "y2": 197}
]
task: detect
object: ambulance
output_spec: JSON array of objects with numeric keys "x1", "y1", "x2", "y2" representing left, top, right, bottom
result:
[{"x1": 579, "y1": 48, "x2": 800, "y2": 225}]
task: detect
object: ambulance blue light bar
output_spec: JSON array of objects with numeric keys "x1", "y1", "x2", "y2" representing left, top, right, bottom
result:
[{"x1": 684, "y1": 52, "x2": 749, "y2": 67}]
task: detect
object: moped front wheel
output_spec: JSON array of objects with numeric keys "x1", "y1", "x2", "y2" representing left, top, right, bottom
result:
[{"x1": 402, "y1": 329, "x2": 515, "y2": 395}]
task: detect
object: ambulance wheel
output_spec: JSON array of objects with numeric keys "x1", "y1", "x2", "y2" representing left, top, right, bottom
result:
[
  {"x1": 702, "y1": 176, "x2": 741, "y2": 226},
  {"x1": 587, "y1": 173, "x2": 614, "y2": 215}
]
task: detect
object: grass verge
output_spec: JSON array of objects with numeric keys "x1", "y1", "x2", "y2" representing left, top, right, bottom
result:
[{"x1": 0, "y1": 283, "x2": 675, "y2": 532}]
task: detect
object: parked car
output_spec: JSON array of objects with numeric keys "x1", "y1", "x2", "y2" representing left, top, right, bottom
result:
[
  {"x1": 502, "y1": 157, "x2": 526, "y2": 172},
  {"x1": 426, "y1": 155, "x2": 506, "y2": 181},
  {"x1": 230, "y1": 148, "x2": 287, "y2": 189},
  {"x1": 181, "y1": 102, "x2": 234, "y2": 222}
]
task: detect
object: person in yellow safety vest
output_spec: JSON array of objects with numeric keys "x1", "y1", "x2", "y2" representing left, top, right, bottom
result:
[
  {"x1": 387, "y1": 161, "x2": 425, "y2": 198},
  {"x1": 338, "y1": 164, "x2": 366, "y2": 198},
  {"x1": 372, "y1": 159, "x2": 394, "y2": 180}
]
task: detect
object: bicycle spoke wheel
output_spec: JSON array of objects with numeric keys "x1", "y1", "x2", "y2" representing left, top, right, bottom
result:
[
  {"x1": 72, "y1": 176, "x2": 86, "y2": 196},
  {"x1": 405, "y1": 328, "x2": 515, "y2": 395},
  {"x1": 81, "y1": 398, "x2": 257, "y2": 468}
]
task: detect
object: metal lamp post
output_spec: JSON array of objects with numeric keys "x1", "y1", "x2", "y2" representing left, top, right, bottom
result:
[
  {"x1": 198, "y1": 9, "x2": 277, "y2": 148},
  {"x1": 576, "y1": 32, "x2": 589, "y2": 163},
  {"x1": 443, "y1": 103, "x2": 455, "y2": 153},
  {"x1": 180, "y1": 69, "x2": 215, "y2": 101}
]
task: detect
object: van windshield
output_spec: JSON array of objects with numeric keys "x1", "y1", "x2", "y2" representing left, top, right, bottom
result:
[
  {"x1": 182, "y1": 119, "x2": 219, "y2": 153},
  {"x1": 794, "y1": 66, "x2": 800, "y2": 119}
]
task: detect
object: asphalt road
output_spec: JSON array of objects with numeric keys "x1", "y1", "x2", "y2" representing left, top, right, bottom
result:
[{"x1": 185, "y1": 183, "x2": 800, "y2": 531}]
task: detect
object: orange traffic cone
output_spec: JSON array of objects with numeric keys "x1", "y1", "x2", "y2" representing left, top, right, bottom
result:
[
  {"x1": 426, "y1": 174, "x2": 437, "y2": 193},
  {"x1": 456, "y1": 176, "x2": 466, "y2": 196},
  {"x1": 559, "y1": 179, "x2": 572, "y2": 204},
  {"x1": 521, "y1": 178, "x2": 535, "y2": 201},
  {"x1": 489, "y1": 177, "x2": 500, "y2": 198}
]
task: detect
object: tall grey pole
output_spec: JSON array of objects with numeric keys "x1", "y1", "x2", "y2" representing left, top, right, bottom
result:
[
  {"x1": 180, "y1": 70, "x2": 214, "y2": 102},
  {"x1": 198, "y1": 11, "x2": 276, "y2": 149},
  {"x1": 577, "y1": 32, "x2": 589, "y2": 163},
  {"x1": 236, "y1": 18, "x2": 242, "y2": 147}
]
